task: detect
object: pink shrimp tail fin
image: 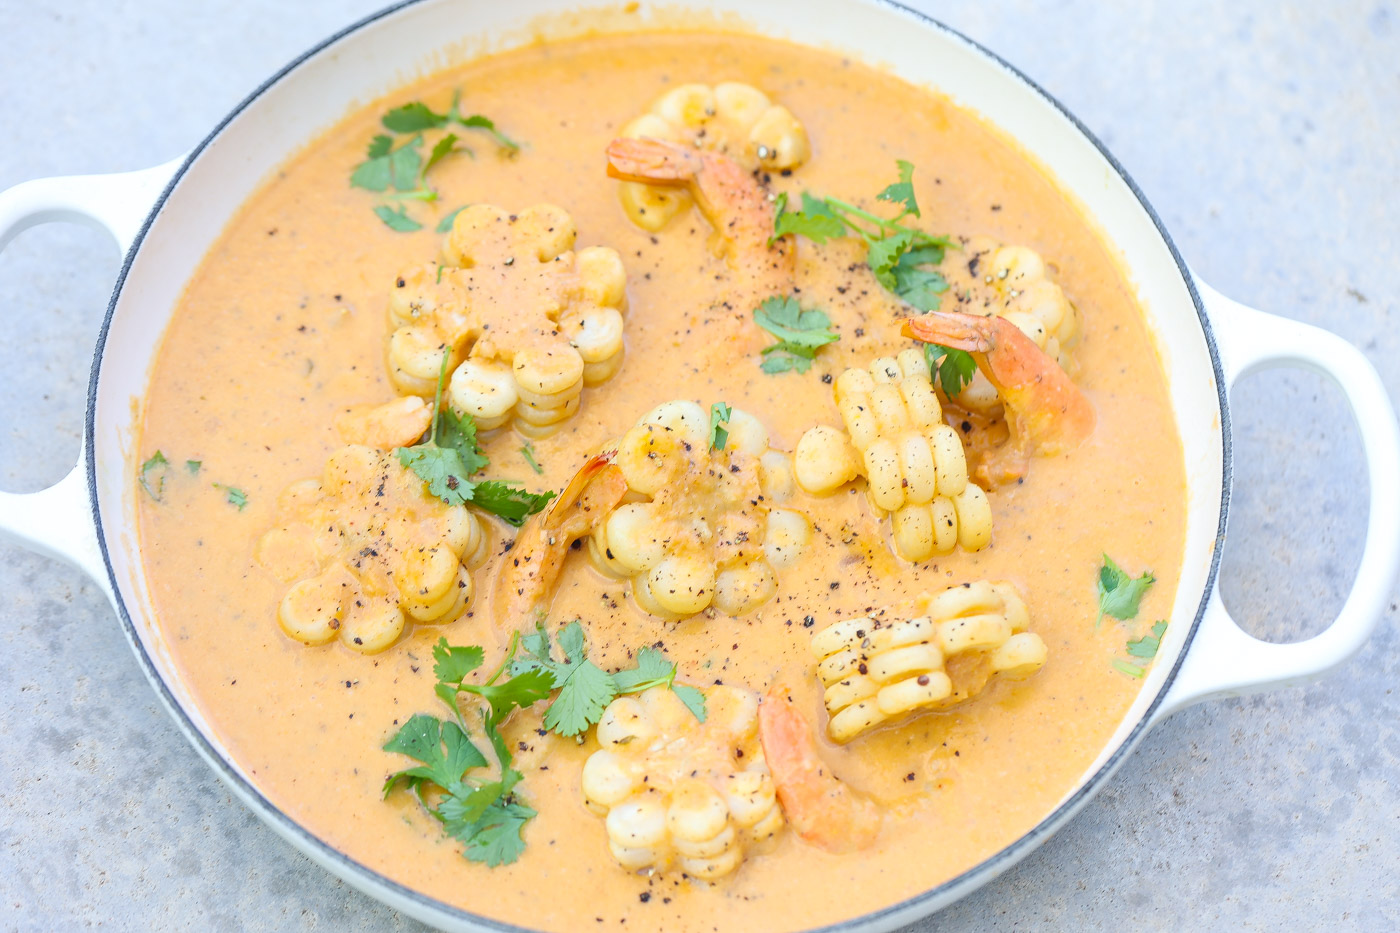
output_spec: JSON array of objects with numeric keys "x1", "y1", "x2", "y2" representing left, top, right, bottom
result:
[
  {"x1": 493, "y1": 449, "x2": 627, "y2": 641},
  {"x1": 605, "y1": 137, "x2": 699, "y2": 186},
  {"x1": 901, "y1": 310, "x2": 997, "y2": 353}
]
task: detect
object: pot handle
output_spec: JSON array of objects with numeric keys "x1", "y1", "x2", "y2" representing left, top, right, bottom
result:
[
  {"x1": 1150, "y1": 276, "x2": 1400, "y2": 724},
  {"x1": 0, "y1": 157, "x2": 184, "y2": 590}
]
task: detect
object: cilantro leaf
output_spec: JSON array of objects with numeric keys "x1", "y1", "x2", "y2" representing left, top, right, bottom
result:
[
  {"x1": 867, "y1": 230, "x2": 914, "y2": 291},
  {"x1": 759, "y1": 354, "x2": 806, "y2": 375},
  {"x1": 876, "y1": 159, "x2": 920, "y2": 217},
  {"x1": 890, "y1": 244, "x2": 949, "y2": 311},
  {"x1": 611, "y1": 647, "x2": 707, "y2": 721},
  {"x1": 461, "y1": 667, "x2": 556, "y2": 727},
  {"x1": 434, "y1": 406, "x2": 489, "y2": 476},
  {"x1": 382, "y1": 714, "x2": 488, "y2": 796},
  {"x1": 772, "y1": 191, "x2": 848, "y2": 244},
  {"x1": 753, "y1": 295, "x2": 839, "y2": 375},
  {"x1": 432, "y1": 638, "x2": 485, "y2": 687},
  {"x1": 457, "y1": 114, "x2": 520, "y2": 153},
  {"x1": 471, "y1": 481, "x2": 555, "y2": 527},
  {"x1": 139, "y1": 451, "x2": 169, "y2": 501},
  {"x1": 612, "y1": 647, "x2": 676, "y2": 694},
  {"x1": 397, "y1": 445, "x2": 474, "y2": 505},
  {"x1": 753, "y1": 296, "x2": 841, "y2": 349},
  {"x1": 556, "y1": 621, "x2": 588, "y2": 668},
  {"x1": 350, "y1": 136, "x2": 396, "y2": 191},
  {"x1": 422, "y1": 133, "x2": 464, "y2": 180},
  {"x1": 365, "y1": 134, "x2": 393, "y2": 159},
  {"x1": 709, "y1": 402, "x2": 732, "y2": 451},
  {"x1": 513, "y1": 624, "x2": 553, "y2": 677},
  {"x1": 437, "y1": 780, "x2": 506, "y2": 830},
  {"x1": 353, "y1": 135, "x2": 424, "y2": 194},
  {"x1": 1097, "y1": 555, "x2": 1156, "y2": 625},
  {"x1": 221, "y1": 485, "x2": 249, "y2": 510},
  {"x1": 436, "y1": 206, "x2": 466, "y2": 233},
  {"x1": 1127, "y1": 620, "x2": 1168, "y2": 659},
  {"x1": 380, "y1": 98, "x2": 518, "y2": 153},
  {"x1": 544, "y1": 659, "x2": 616, "y2": 737},
  {"x1": 382, "y1": 101, "x2": 449, "y2": 133},
  {"x1": 514, "y1": 621, "x2": 616, "y2": 737},
  {"x1": 185, "y1": 459, "x2": 201, "y2": 475},
  {"x1": 458, "y1": 800, "x2": 535, "y2": 866},
  {"x1": 672, "y1": 684, "x2": 708, "y2": 722},
  {"x1": 924, "y1": 343, "x2": 977, "y2": 397},
  {"x1": 374, "y1": 204, "x2": 424, "y2": 232},
  {"x1": 388, "y1": 135, "x2": 424, "y2": 191}
]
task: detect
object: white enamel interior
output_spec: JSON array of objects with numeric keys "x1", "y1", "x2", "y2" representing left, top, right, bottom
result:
[{"x1": 87, "y1": 1, "x2": 1225, "y2": 929}]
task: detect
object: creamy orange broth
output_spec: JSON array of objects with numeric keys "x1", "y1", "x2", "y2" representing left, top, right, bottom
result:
[{"x1": 136, "y1": 30, "x2": 1185, "y2": 932}]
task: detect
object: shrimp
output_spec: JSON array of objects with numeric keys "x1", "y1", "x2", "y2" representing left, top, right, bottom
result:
[
  {"x1": 333, "y1": 396, "x2": 432, "y2": 450},
  {"x1": 606, "y1": 137, "x2": 794, "y2": 328},
  {"x1": 492, "y1": 449, "x2": 629, "y2": 639},
  {"x1": 904, "y1": 310, "x2": 1095, "y2": 487},
  {"x1": 757, "y1": 685, "x2": 882, "y2": 854}
]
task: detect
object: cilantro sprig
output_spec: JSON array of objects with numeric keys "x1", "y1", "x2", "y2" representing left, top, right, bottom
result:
[
  {"x1": 773, "y1": 161, "x2": 977, "y2": 393},
  {"x1": 381, "y1": 638, "x2": 550, "y2": 868},
  {"x1": 381, "y1": 96, "x2": 520, "y2": 152},
  {"x1": 395, "y1": 351, "x2": 554, "y2": 525},
  {"x1": 772, "y1": 160, "x2": 954, "y2": 313},
  {"x1": 752, "y1": 296, "x2": 840, "y2": 374},
  {"x1": 511, "y1": 621, "x2": 707, "y2": 737},
  {"x1": 1096, "y1": 554, "x2": 1156, "y2": 626},
  {"x1": 352, "y1": 91, "x2": 519, "y2": 232},
  {"x1": 383, "y1": 623, "x2": 707, "y2": 864}
]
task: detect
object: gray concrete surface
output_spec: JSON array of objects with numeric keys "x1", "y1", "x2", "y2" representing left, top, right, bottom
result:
[{"x1": 1, "y1": 1, "x2": 1395, "y2": 930}]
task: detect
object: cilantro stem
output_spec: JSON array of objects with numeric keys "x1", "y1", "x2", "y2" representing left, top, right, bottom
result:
[
  {"x1": 429, "y1": 349, "x2": 451, "y2": 446},
  {"x1": 384, "y1": 187, "x2": 438, "y2": 202},
  {"x1": 485, "y1": 631, "x2": 521, "y2": 687},
  {"x1": 822, "y1": 196, "x2": 908, "y2": 240}
]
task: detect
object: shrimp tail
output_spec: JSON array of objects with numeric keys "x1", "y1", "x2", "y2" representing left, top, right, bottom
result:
[
  {"x1": 903, "y1": 310, "x2": 1095, "y2": 472},
  {"x1": 606, "y1": 137, "x2": 703, "y2": 186},
  {"x1": 901, "y1": 311, "x2": 996, "y2": 355},
  {"x1": 493, "y1": 449, "x2": 628, "y2": 639},
  {"x1": 759, "y1": 685, "x2": 882, "y2": 854}
]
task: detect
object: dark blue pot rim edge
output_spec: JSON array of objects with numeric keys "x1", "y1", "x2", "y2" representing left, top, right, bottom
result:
[{"x1": 81, "y1": 2, "x2": 1232, "y2": 931}]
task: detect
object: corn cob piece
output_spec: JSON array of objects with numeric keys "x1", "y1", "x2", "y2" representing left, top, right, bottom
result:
[
  {"x1": 254, "y1": 445, "x2": 488, "y2": 654},
  {"x1": 581, "y1": 686, "x2": 784, "y2": 880},
  {"x1": 793, "y1": 349, "x2": 992, "y2": 561},
  {"x1": 810, "y1": 580, "x2": 1047, "y2": 742},
  {"x1": 617, "y1": 81, "x2": 811, "y2": 231},
  {"x1": 587, "y1": 400, "x2": 811, "y2": 619},
  {"x1": 386, "y1": 204, "x2": 628, "y2": 437}
]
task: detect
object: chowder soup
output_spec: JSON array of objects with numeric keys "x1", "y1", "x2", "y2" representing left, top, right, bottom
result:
[{"x1": 136, "y1": 26, "x2": 1185, "y2": 933}]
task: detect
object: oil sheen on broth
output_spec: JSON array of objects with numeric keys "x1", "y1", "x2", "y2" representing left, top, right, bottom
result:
[{"x1": 136, "y1": 29, "x2": 1185, "y2": 933}]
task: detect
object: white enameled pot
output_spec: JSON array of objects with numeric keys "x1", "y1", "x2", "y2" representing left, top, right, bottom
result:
[{"x1": 1, "y1": 2, "x2": 1397, "y2": 930}]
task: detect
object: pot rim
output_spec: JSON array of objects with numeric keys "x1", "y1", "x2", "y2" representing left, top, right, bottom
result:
[{"x1": 81, "y1": 1, "x2": 1233, "y2": 929}]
